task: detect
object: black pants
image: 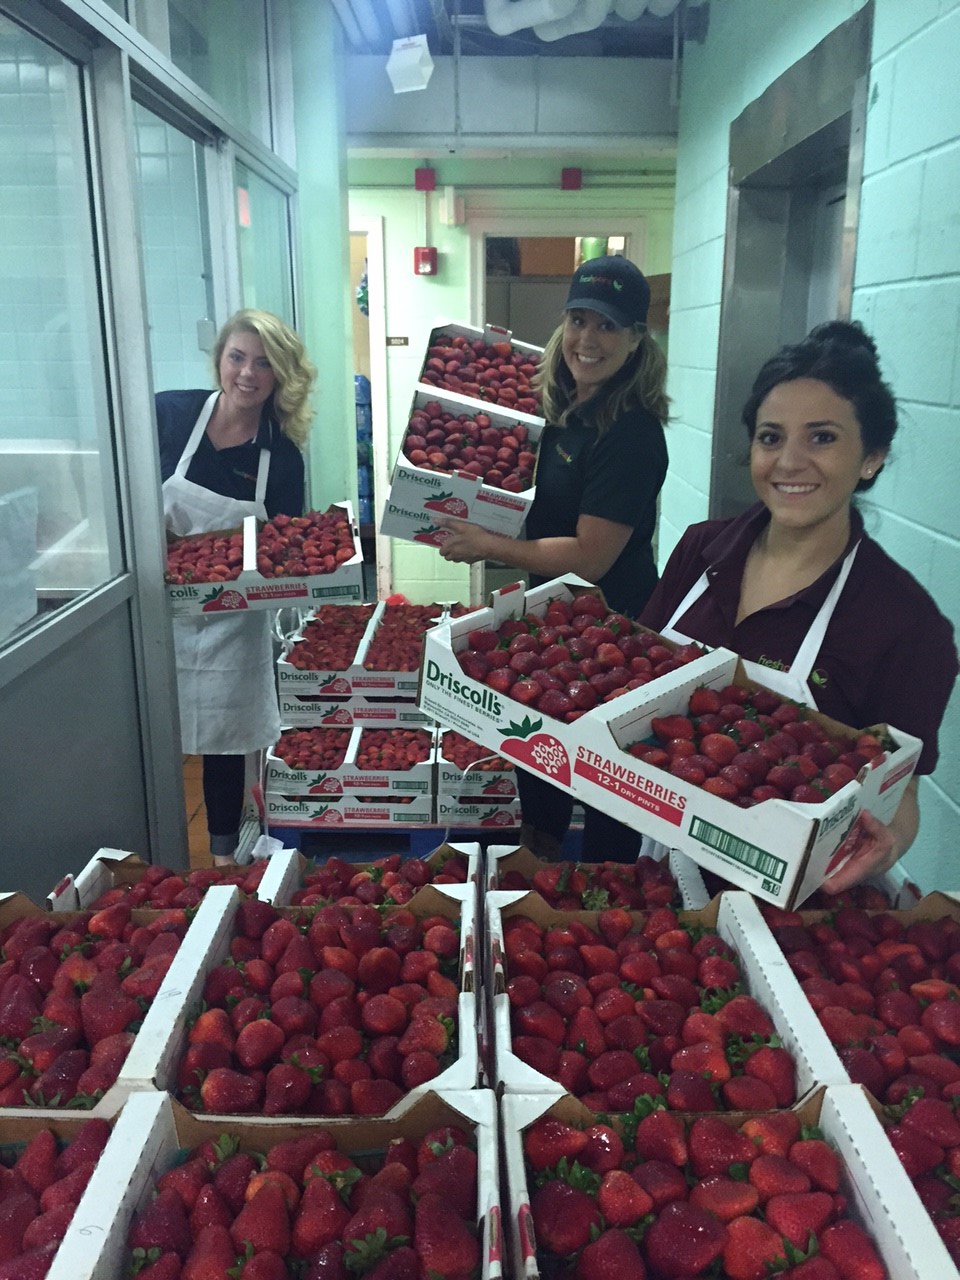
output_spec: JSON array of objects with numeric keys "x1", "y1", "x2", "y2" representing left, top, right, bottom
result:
[
  {"x1": 203, "y1": 754, "x2": 246, "y2": 856},
  {"x1": 517, "y1": 768, "x2": 641, "y2": 864}
]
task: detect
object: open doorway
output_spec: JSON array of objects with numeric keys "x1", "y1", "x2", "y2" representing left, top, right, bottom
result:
[{"x1": 711, "y1": 6, "x2": 871, "y2": 520}]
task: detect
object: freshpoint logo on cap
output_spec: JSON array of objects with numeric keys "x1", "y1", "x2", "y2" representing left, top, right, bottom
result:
[{"x1": 577, "y1": 274, "x2": 622, "y2": 291}]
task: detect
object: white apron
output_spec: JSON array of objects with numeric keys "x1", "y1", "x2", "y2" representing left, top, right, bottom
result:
[
  {"x1": 660, "y1": 541, "x2": 861, "y2": 708},
  {"x1": 163, "y1": 392, "x2": 280, "y2": 756}
]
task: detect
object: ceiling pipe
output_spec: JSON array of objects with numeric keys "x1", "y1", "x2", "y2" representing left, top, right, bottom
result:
[
  {"x1": 385, "y1": 0, "x2": 417, "y2": 39},
  {"x1": 613, "y1": 0, "x2": 648, "y2": 17},
  {"x1": 482, "y1": 0, "x2": 580, "y2": 38},
  {"x1": 534, "y1": 0, "x2": 615, "y2": 42},
  {"x1": 344, "y1": 0, "x2": 384, "y2": 45},
  {"x1": 329, "y1": 0, "x2": 364, "y2": 47}
]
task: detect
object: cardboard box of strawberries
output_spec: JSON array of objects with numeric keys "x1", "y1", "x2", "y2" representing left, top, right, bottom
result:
[
  {"x1": 43, "y1": 1087, "x2": 502, "y2": 1280},
  {"x1": 502, "y1": 1084, "x2": 954, "y2": 1279},
  {"x1": 165, "y1": 502, "x2": 363, "y2": 615},
  {"x1": 381, "y1": 321, "x2": 546, "y2": 546},
  {"x1": 484, "y1": 890, "x2": 839, "y2": 1111}
]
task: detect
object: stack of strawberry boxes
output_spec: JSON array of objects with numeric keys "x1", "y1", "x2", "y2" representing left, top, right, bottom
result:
[
  {"x1": 486, "y1": 881, "x2": 960, "y2": 1278},
  {"x1": 380, "y1": 322, "x2": 546, "y2": 546},
  {"x1": 5, "y1": 831, "x2": 960, "y2": 1275},
  {"x1": 270, "y1": 600, "x2": 448, "y2": 829}
]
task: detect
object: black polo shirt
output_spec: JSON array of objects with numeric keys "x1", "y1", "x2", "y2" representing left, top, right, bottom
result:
[
  {"x1": 156, "y1": 389, "x2": 305, "y2": 520},
  {"x1": 640, "y1": 503, "x2": 957, "y2": 774},
  {"x1": 525, "y1": 403, "x2": 668, "y2": 618}
]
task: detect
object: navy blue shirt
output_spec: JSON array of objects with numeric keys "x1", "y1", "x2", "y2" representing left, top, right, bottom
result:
[
  {"x1": 640, "y1": 503, "x2": 958, "y2": 774},
  {"x1": 156, "y1": 389, "x2": 305, "y2": 520},
  {"x1": 525, "y1": 403, "x2": 668, "y2": 618}
]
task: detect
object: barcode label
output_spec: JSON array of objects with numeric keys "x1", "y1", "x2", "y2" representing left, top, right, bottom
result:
[{"x1": 689, "y1": 817, "x2": 787, "y2": 883}]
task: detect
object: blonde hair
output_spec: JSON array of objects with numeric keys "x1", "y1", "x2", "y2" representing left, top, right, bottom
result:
[
  {"x1": 213, "y1": 308, "x2": 316, "y2": 448},
  {"x1": 536, "y1": 321, "x2": 669, "y2": 433}
]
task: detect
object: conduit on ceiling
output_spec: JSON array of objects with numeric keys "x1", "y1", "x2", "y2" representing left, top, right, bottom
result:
[{"x1": 483, "y1": 0, "x2": 687, "y2": 41}]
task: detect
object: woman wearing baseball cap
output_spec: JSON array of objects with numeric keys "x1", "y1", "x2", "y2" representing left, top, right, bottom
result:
[{"x1": 439, "y1": 255, "x2": 669, "y2": 863}]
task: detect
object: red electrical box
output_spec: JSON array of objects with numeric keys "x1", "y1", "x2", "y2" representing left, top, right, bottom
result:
[
  {"x1": 561, "y1": 167, "x2": 583, "y2": 190},
  {"x1": 415, "y1": 167, "x2": 436, "y2": 191},
  {"x1": 414, "y1": 246, "x2": 438, "y2": 276}
]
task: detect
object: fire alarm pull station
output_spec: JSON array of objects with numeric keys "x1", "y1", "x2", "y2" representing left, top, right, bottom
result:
[{"x1": 414, "y1": 246, "x2": 438, "y2": 276}]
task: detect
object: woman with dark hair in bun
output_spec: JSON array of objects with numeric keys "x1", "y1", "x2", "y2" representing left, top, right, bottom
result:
[{"x1": 640, "y1": 320, "x2": 957, "y2": 891}]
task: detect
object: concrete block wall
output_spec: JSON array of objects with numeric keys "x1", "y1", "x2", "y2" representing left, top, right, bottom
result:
[{"x1": 667, "y1": 0, "x2": 960, "y2": 888}]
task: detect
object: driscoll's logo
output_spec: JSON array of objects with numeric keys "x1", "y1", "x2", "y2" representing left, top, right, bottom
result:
[{"x1": 424, "y1": 659, "x2": 502, "y2": 717}]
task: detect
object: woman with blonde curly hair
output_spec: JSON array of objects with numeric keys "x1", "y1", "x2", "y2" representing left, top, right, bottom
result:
[
  {"x1": 157, "y1": 309, "x2": 316, "y2": 863},
  {"x1": 438, "y1": 257, "x2": 669, "y2": 864}
]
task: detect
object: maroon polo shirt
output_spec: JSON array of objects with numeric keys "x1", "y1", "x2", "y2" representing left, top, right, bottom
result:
[{"x1": 640, "y1": 503, "x2": 957, "y2": 774}]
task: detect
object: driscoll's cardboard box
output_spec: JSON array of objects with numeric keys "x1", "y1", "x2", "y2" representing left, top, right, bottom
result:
[
  {"x1": 418, "y1": 575, "x2": 716, "y2": 803},
  {"x1": 571, "y1": 649, "x2": 921, "y2": 908},
  {"x1": 380, "y1": 386, "x2": 545, "y2": 545},
  {"x1": 166, "y1": 502, "x2": 363, "y2": 615}
]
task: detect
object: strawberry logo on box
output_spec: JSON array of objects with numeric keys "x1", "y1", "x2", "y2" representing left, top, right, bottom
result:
[
  {"x1": 423, "y1": 492, "x2": 469, "y2": 519},
  {"x1": 413, "y1": 525, "x2": 450, "y2": 547},
  {"x1": 318, "y1": 674, "x2": 352, "y2": 696},
  {"x1": 481, "y1": 775, "x2": 515, "y2": 797},
  {"x1": 480, "y1": 808, "x2": 515, "y2": 827},
  {"x1": 201, "y1": 586, "x2": 247, "y2": 612},
  {"x1": 308, "y1": 776, "x2": 343, "y2": 795},
  {"x1": 319, "y1": 706, "x2": 352, "y2": 725},
  {"x1": 311, "y1": 806, "x2": 343, "y2": 825},
  {"x1": 499, "y1": 716, "x2": 571, "y2": 786}
]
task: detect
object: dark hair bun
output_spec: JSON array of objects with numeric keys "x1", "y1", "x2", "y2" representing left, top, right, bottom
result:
[{"x1": 806, "y1": 319, "x2": 879, "y2": 364}]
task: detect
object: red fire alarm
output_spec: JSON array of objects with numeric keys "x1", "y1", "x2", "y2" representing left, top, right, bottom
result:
[
  {"x1": 415, "y1": 167, "x2": 436, "y2": 191},
  {"x1": 561, "y1": 167, "x2": 583, "y2": 190},
  {"x1": 414, "y1": 246, "x2": 438, "y2": 276}
]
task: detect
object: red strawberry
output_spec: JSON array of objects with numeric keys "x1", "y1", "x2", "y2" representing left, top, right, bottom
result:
[
  {"x1": 235, "y1": 1018, "x2": 285, "y2": 1070},
  {"x1": 21, "y1": 1203, "x2": 74, "y2": 1253},
  {"x1": 691, "y1": 1174, "x2": 760, "y2": 1222},
  {"x1": 0, "y1": 1243, "x2": 61, "y2": 1280},
  {"x1": 575, "y1": 1227, "x2": 647, "y2": 1279},
  {"x1": 817, "y1": 1219, "x2": 886, "y2": 1280},
  {"x1": 643, "y1": 1200, "x2": 726, "y2": 1275},
  {"x1": 633, "y1": 1110, "x2": 688, "y2": 1167},
  {"x1": 744, "y1": 1044, "x2": 796, "y2": 1105},
  {"x1": 190, "y1": 1184, "x2": 234, "y2": 1235},
  {"x1": 523, "y1": 1117, "x2": 588, "y2": 1171},
  {"x1": 530, "y1": 1180, "x2": 601, "y2": 1255},
  {"x1": 80, "y1": 987, "x2": 141, "y2": 1044},
  {"x1": 748, "y1": 1153, "x2": 811, "y2": 1201},
  {"x1": 54, "y1": 1117, "x2": 111, "y2": 1178},
  {"x1": 39, "y1": 1160, "x2": 96, "y2": 1214},
  {"x1": 0, "y1": 1193, "x2": 40, "y2": 1264},
  {"x1": 13, "y1": 1130, "x2": 58, "y2": 1195},
  {"x1": 129, "y1": 1252, "x2": 183, "y2": 1280},
  {"x1": 129, "y1": 1188, "x2": 193, "y2": 1261},
  {"x1": 715, "y1": 994, "x2": 775, "y2": 1038},
  {"x1": 411, "y1": 1144, "x2": 477, "y2": 1219},
  {"x1": 230, "y1": 1182, "x2": 291, "y2": 1256},
  {"x1": 182, "y1": 1224, "x2": 239, "y2": 1280},
  {"x1": 788, "y1": 1138, "x2": 841, "y2": 1192},
  {"x1": 290, "y1": 1176, "x2": 352, "y2": 1259},
  {"x1": 413, "y1": 1191, "x2": 479, "y2": 1279},
  {"x1": 198, "y1": 1067, "x2": 263, "y2": 1114},
  {"x1": 765, "y1": 1190, "x2": 834, "y2": 1248},
  {"x1": 156, "y1": 1157, "x2": 211, "y2": 1212},
  {"x1": 598, "y1": 1169, "x2": 653, "y2": 1226},
  {"x1": 722, "y1": 1214, "x2": 787, "y2": 1280},
  {"x1": 350, "y1": 1078, "x2": 404, "y2": 1116},
  {"x1": 688, "y1": 1115, "x2": 756, "y2": 1177}
]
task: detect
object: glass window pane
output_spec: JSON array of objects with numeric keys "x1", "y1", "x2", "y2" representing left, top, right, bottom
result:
[
  {"x1": 0, "y1": 16, "x2": 122, "y2": 644},
  {"x1": 236, "y1": 159, "x2": 293, "y2": 322},
  {"x1": 167, "y1": 0, "x2": 271, "y2": 146},
  {"x1": 133, "y1": 101, "x2": 215, "y2": 392}
]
